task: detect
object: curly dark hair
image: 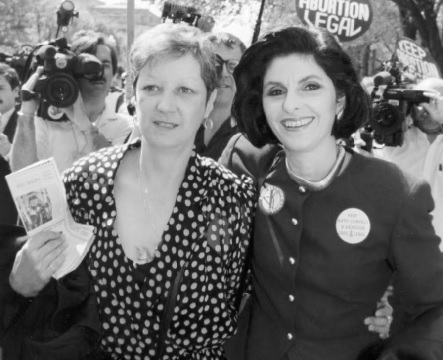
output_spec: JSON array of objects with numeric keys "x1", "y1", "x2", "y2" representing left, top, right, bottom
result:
[{"x1": 232, "y1": 26, "x2": 371, "y2": 148}]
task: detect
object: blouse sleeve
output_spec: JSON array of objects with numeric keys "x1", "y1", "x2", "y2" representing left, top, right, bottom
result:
[
  {"x1": 224, "y1": 176, "x2": 257, "y2": 311},
  {"x1": 62, "y1": 159, "x2": 92, "y2": 225}
]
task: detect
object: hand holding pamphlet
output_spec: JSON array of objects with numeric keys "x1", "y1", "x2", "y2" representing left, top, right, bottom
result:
[{"x1": 6, "y1": 158, "x2": 94, "y2": 279}]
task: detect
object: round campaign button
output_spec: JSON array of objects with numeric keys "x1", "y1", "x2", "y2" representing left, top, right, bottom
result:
[
  {"x1": 336, "y1": 208, "x2": 370, "y2": 244},
  {"x1": 259, "y1": 184, "x2": 285, "y2": 215}
]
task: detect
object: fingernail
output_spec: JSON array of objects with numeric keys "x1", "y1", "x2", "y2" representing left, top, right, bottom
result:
[
  {"x1": 364, "y1": 318, "x2": 370, "y2": 325},
  {"x1": 368, "y1": 325, "x2": 374, "y2": 331}
]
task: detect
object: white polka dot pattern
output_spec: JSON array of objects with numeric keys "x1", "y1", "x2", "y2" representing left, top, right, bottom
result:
[{"x1": 63, "y1": 140, "x2": 256, "y2": 359}]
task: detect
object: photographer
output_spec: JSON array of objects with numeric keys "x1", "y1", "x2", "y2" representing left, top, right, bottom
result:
[
  {"x1": 372, "y1": 77, "x2": 443, "y2": 243},
  {"x1": 10, "y1": 30, "x2": 133, "y2": 173},
  {"x1": 413, "y1": 77, "x2": 443, "y2": 242}
]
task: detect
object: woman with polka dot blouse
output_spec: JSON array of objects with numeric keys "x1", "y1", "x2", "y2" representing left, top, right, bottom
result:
[
  {"x1": 67, "y1": 24, "x2": 257, "y2": 359},
  {"x1": 8, "y1": 24, "x2": 255, "y2": 359}
]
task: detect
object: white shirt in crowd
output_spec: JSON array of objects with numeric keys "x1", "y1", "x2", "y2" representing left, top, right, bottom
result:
[{"x1": 35, "y1": 91, "x2": 133, "y2": 172}]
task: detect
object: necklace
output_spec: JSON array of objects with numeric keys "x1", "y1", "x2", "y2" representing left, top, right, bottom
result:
[
  {"x1": 285, "y1": 145, "x2": 346, "y2": 191},
  {"x1": 135, "y1": 156, "x2": 163, "y2": 264},
  {"x1": 137, "y1": 169, "x2": 164, "y2": 233}
]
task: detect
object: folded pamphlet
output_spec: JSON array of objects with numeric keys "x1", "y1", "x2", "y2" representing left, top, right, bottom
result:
[{"x1": 6, "y1": 158, "x2": 94, "y2": 279}]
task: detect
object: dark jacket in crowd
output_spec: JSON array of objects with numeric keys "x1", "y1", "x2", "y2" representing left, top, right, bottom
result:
[
  {"x1": 0, "y1": 109, "x2": 19, "y2": 225},
  {"x1": 194, "y1": 117, "x2": 238, "y2": 161},
  {"x1": 220, "y1": 134, "x2": 443, "y2": 360},
  {"x1": 0, "y1": 227, "x2": 102, "y2": 360}
]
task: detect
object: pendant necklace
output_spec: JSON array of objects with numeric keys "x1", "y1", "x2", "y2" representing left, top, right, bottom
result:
[
  {"x1": 135, "y1": 155, "x2": 163, "y2": 264},
  {"x1": 285, "y1": 145, "x2": 346, "y2": 191}
]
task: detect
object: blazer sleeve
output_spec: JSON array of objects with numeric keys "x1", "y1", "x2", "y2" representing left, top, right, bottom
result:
[
  {"x1": 379, "y1": 178, "x2": 443, "y2": 359},
  {"x1": 218, "y1": 134, "x2": 281, "y2": 185},
  {"x1": 389, "y1": 179, "x2": 443, "y2": 314}
]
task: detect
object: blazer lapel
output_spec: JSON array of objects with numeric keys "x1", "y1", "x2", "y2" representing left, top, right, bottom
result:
[{"x1": 3, "y1": 110, "x2": 18, "y2": 143}]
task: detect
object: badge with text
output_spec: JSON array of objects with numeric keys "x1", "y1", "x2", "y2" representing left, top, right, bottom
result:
[
  {"x1": 295, "y1": 0, "x2": 372, "y2": 42},
  {"x1": 259, "y1": 184, "x2": 285, "y2": 215},
  {"x1": 395, "y1": 37, "x2": 441, "y2": 80},
  {"x1": 336, "y1": 208, "x2": 370, "y2": 244}
]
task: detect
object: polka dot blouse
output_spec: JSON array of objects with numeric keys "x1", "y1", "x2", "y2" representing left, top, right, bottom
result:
[{"x1": 63, "y1": 140, "x2": 256, "y2": 359}]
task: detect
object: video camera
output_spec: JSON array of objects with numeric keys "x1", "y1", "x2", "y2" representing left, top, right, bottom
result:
[
  {"x1": 0, "y1": 45, "x2": 34, "y2": 82},
  {"x1": 365, "y1": 58, "x2": 430, "y2": 147},
  {"x1": 23, "y1": 37, "x2": 103, "y2": 121},
  {"x1": 161, "y1": 2, "x2": 215, "y2": 32},
  {"x1": 20, "y1": 1, "x2": 104, "y2": 121}
]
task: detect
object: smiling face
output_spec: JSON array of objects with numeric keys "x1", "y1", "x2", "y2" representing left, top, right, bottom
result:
[
  {"x1": 262, "y1": 53, "x2": 343, "y2": 155},
  {"x1": 78, "y1": 44, "x2": 114, "y2": 98},
  {"x1": 135, "y1": 53, "x2": 215, "y2": 151},
  {"x1": 214, "y1": 43, "x2": 242, "y2": 109},
  {"x1": 0, "y1": 75, "x2": 18, "y2": 114}
]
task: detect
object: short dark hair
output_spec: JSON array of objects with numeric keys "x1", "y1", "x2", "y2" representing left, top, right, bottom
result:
[
  {"x1": 206, "y1": 32, "x2": 247, "y2": 54},
  {"x1": 70, "y1": 30, "x2": 118, "y2": 75},
  {"x1": 0, "y1": 63, "x2": 20, "y2": 90},
  {"x1": 232, "y1": 26, "x2": 371, "y2": 148}
]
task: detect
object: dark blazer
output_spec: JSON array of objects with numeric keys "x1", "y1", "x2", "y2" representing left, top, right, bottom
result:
[
  {"x1": 0, "y1": 109, "x2": 19, "y2": 225},
  {"x1": 3, "y1": 110, "x2": 18, "y2": 143},
  {"x1": 0, "y1": 235, "x2": 102, "y2": 360},
  {"x1": 221, "y1": 134, "x2": 443, "y2": 360}
]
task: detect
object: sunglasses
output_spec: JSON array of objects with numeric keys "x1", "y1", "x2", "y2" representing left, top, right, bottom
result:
[{"x1": 215, "y1": 54, "x2": 239, "y2": 75}]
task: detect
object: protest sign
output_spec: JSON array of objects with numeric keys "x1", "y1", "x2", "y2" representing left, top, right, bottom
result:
[{"x1": 295, "y1": 0, "x2": 372, "y2": 42}]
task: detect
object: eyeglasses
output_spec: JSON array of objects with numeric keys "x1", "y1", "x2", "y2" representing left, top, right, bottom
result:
[{"x1": 215, "y1": 54, "x2": 239, "y2": 75}]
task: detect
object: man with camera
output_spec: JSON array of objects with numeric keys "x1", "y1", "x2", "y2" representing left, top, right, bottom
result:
[
  {"x1": 10, "y1": 30, "x2": 132, "y2": 173},
  {"x1": 412, "y1": 77, "x2": 443, "y2": 242},
  {"x1": 372, "y1": 76, "x2": 443, "y2": 243}
]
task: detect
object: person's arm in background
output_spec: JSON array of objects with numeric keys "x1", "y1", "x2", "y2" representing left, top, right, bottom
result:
[{"x1": 9, "y1": 68, "x2": 43, "y2": 171}]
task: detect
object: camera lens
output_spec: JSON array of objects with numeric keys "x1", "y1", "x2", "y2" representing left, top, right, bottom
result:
[
  {"x1": 370, "y1": 103, "x2": 403, "y2": 135},
  {"x1": 375, "y1": 106, "x2": 396, "y2": 127},
  {"x1": 43, "y1": 73, "x2": 79, "y2": 108}
]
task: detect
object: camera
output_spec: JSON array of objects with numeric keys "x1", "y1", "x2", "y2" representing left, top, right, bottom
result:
[
  {"x1": 366, "y1": 59, "x2": 430, "y2": 147},
  {"x1": 161, "y1": 2, "x2": 215, "y2": 32},
  {"x1": 22, "y1": 37, "x2": 103, "y2": 121},
  {"x1": 0, "y1": 45, "x2": 34, "y2": 82},
  {"x1": 20, "y1": 1, "x2": 104, "y2": 121}
]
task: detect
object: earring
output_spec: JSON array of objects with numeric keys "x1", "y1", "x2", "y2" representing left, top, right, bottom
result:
[
  {"x1": 203, "y1": 117, "x2": 213, "y2": 130},
  {"x1": 336, "y1": 106, "x2": 344, "y2": 120}
]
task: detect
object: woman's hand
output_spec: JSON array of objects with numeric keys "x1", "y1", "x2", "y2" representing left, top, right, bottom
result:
[
  {"x1": 364, "y1": 296, "x2": 393, "y2": 339},
  {"x1": 9, "y1": 231, "x2": 68, "y2": 297}
]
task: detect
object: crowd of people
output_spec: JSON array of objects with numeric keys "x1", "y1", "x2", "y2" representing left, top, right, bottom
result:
[{"x1": 0, "y1": 18, "x2": 443, "y2": 360}]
